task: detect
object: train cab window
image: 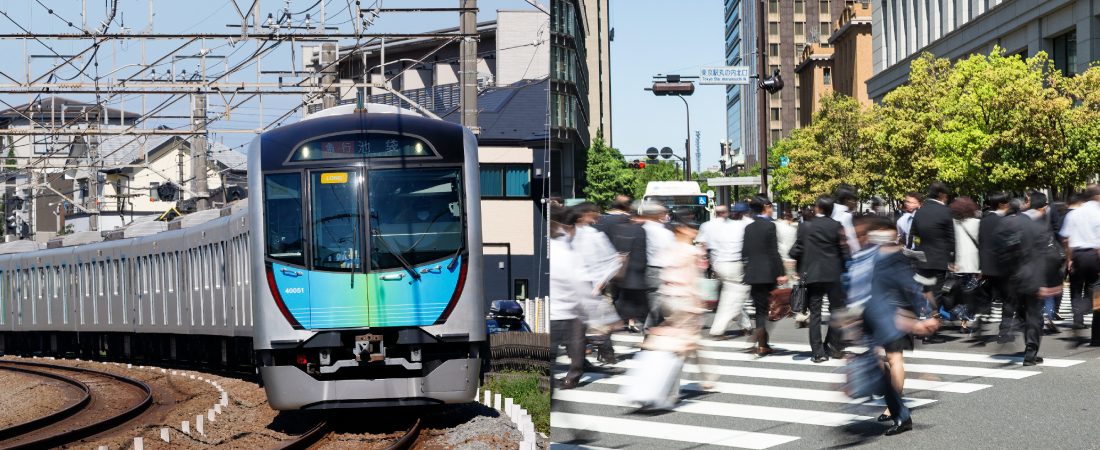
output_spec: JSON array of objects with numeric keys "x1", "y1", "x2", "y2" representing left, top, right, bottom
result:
[
  {"x1": 368, "y1": 167, "x2": 463, "y2": 270},
  {"x1": 264, "y1": 173, "x2": 305, "y2": 266},
  {"x1": 310, "y1": 171, "x2": 362, "y2": 271}
]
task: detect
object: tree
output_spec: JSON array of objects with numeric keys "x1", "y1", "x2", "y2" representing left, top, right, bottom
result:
[
  {"x1": 582, "y1": 131, "x2": 636, "y2": 209},
  {"x1": 693, "y1": 170, "x2": 723, "y2": 195},
  {"x1": 631, "y1": 160, "x2": 683, "y2": 200}
]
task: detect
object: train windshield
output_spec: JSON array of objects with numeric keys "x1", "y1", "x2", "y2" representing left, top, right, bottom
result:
[
  {"x1": 310, "y1": 171, "x2": 362, "y2": 272},
  {"x1": 368, "y1": 167, "x2": 463, "y2": 270}
]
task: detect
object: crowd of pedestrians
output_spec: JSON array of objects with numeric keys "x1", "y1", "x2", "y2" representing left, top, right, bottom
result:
[{"x1": 550, "y1": 183, "x2": 1100, "y2": 437}]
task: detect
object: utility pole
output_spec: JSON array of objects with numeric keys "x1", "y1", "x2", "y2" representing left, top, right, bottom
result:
[
  {"x1": 757, "y1": 0, "x2": 768, "y2": 195},
  {"x1": 191, "y1": 94, "x2": 209, "y2": 211},
  {"x1": 459, "y1": 0, "x2": 479, "y2": 133}
]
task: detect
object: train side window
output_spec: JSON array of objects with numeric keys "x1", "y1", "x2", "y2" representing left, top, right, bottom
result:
[
  {"x1": 31, "y1": 268, "x2": 37, "y2": 325},
  {"x1": 264, "y1": 173, "x2": 304, "y2": 266},
  {"x1": 46, "y1": 267, "x2": 53, "y2": 325},
  {"x1": 215, "y1": 244, "x2": 222, "y2": 289},
  {"x1": 154, "y1": 254, "x2": 162, "y2": 294},
  {"x1": 0, "y1": 271, "x2": 5, "y2": 326},
  {"x1": 136, "y1": 259, "x2": 143, "y2": 325},
  {"x1": 77, "y1": 265, "x2": 85, "y2": 325},
  {"x1": 119, "y1": 260, "x2": 126, "y2": 325}
]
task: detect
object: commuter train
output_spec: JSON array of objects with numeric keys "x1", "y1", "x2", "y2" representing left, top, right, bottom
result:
[{"x1": 0, "y1": 103, "x2": 486, "y2": 410}]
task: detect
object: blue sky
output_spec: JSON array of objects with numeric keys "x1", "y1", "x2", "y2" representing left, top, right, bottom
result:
[
  {"x1": 608, "y1": 0, "x2": 728, "y2": 173},
  {"x1": 0, "y1": 0, "x2": 536, "y2": 152}
]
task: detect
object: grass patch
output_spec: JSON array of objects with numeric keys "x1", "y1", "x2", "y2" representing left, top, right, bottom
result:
[{"x1": 480, "y1": 369, "x2": 549, "y2": 435}]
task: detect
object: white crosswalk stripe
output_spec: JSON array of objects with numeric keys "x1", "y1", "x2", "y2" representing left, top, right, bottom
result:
[{"x1": 551, "y1": 317, "x2": 1087, "y2": 449}]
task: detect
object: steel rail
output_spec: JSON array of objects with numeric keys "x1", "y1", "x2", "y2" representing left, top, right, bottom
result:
[
  {"x1": 0, "y1": 361, "x2": 153, "y2": 450},
  {"x1": 0, "y1": 364, "x2": 91, "y2": 441}
]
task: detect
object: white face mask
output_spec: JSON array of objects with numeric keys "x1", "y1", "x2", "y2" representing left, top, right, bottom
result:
[{"x1": 867, "y1": 230, "x2": 896, "y2": 245}]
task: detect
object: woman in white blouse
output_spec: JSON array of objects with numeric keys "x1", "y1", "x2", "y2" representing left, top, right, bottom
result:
[{"x1": 950, "y1": 197, "x2": 982, "y2": 334}]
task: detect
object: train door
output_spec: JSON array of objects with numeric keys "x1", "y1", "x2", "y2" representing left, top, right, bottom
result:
[
  {"x1": 213, "y1": 243, "x2": 226, "y2": 328},
  {"x1": 306, "y1": 169, "x2": 366, "y2": 329},
  {"x1": 95, "y1": 261, "x2": 109, "y2": 326}
]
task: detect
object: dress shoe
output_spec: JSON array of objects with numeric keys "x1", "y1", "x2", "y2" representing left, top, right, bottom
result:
[
  {"x1": 1022, "y1": 356, "x2": 1043, "y2": 366},
  {"x1": 996, "y1": 335, "x2": 1016, "y2": 344},
  {"x1": 812, "y1": 356, "x2": 830, "y2": 363},
  {"x1": 1045, "y1": 318, "x2": 1060, "y2": 333},
  {"x1": 711, "y1": 334, "x2": 730, "y2": 341},
  {"x1": 559, "y1": 378, "x2": 579, "y2": 389},
  {"x1": 826, "y1": 345, "x2": 845, "y2": 359},
  {"x1": 1072, "y1": 324, "x2": 1090, "y2": 330},
  {"x1": 885, "y1": 418, "x2": 913, "y2": 436},
  {"x1": 922, "y1": 335, "x2": 946, "y2": 344},
  {"x1": 1054, "y1": 313, "x2": 1065, "y2": 321},
  {"x1": 876, "y1": 413, "x2": 893, "y2": 422},
  {"x1": 757, "y1": 346, "x2": 777, "y2": 356}
]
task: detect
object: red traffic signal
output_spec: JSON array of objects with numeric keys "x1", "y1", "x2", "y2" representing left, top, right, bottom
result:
[{"x1": 628, "y1": 160, "x2": 647, "y2": 169}]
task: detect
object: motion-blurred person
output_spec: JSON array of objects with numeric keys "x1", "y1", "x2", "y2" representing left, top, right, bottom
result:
[
  {"x1": 1061, "y1": 185, "x2": 1100, "y2": 333},
  {"x1": 647, "y1": 214, "x2": 717, "y2": 390},
  {"x1": 743, "y1": 195, "x2": 788, "y2": 354},
  {"x1": 1022, "y1": 192, "x2": 1066, "y2": 334},
  {"x1": 897, "y1": 191, "x2": 923, "y2": 248},
  {"x1": 600, "y1": 198, "x2": 650, "y2": 333},
  {"x1": 706, "y1": 202, "x2": 755, "y2": 340},
  {"x1": 950, "y1": 197, "x2": 982, "y2": 334},
  {"x1": 776, "y1": 210, "x2": 807, "y2": 326},
  {"x1": 641, "y1": 204, "x2": 676, "y2": 331},
  {"x1": 549, "y1": 205, "x2": 586, "y2": 389},
  {"x1": 572, "y1": 202, "x2": 624, "y2": 365},
  {"x1": 994, "y1": 198, "x2": 1052, "y2": 365},
  {"x1": 855, "y1": 216, "x2": 939, "y2": 435},
  {"x1": 979, "y1": 193, "x2": 1016, "y2": 343},
  {"x1": 834, "y1": 184, "x2": 861, "y2": 254},
  {"x1": 790, "y1": 195, "x2": 850, "y2": 363},
  {"x1": 910, "y1": 182, "x2": 955, "y2": 344},
  {"x1": 870, "y1": 197, "x2": 886, "y2": 216}
]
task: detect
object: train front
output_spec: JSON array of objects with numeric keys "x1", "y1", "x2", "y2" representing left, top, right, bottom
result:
[{"x1": 247, "y1": 105, "x2": 485, "y2": 410}]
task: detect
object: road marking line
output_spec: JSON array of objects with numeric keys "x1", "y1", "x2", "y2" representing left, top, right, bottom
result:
[
  {"x1": 550, "y1": 412, "x2": 800, "y2": 449},
  {"x1": 553, "y1": 390, "x2": 874, "y2": 426}
]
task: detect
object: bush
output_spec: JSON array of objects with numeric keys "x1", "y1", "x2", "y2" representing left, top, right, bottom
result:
[{"x1": 480, "y1": 369, "x2": 549, "y2": 434}]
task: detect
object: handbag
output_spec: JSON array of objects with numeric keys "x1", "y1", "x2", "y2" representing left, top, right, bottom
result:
[
  {"x1": 838, "y1": 350, "x2": 887, "y2": 400},
  {"x1": 789, "y1": 279, "x2": 808, "y2": 314},
  {"x1": 767, "y1": 288, "x2": 793, "y2": 321}
]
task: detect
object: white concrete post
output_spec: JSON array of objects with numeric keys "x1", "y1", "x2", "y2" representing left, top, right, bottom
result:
[
  {"x1": 183, "y1": 421, "x2": 190, "y2": 434},
  {"x1": 133, "y1": 437, "x2": 143, "y2": 450},
  {"x1": 196, "y1": 414, "x2": 204, "y2": 435},
  {"x1": 161, "y1": 427, "x2": 170, "y2": 442}
]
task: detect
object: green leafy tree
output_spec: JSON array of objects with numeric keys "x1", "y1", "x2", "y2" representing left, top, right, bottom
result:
[
  {"x1": 631, "y1": 160, "x2": 683, "y2": 200},
  {"x1": 582, "y1": 131, "x2": 636, "y2": 209}
]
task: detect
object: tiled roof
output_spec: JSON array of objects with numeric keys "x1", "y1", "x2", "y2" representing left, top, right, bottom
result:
[{"x1": 440, "y1": 77, "x2": 548, "y2": 145}]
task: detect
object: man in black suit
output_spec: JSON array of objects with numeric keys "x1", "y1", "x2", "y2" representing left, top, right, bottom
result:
[
  {"x1": 995, "y1": 198, "x2": 1054, "y2": 365},
  {"x1": 596, "y1": 196, "x2": 650, "y2": 332},
  {"x1": 743, "y1": 195, "x2": 788, "y2": 355},
  {"x1": 909, "y1": 181, "x2": 956, "y2": 343},
  {"x1": 790, "y1": 195, "x2": 849, "y2": 363},
  {"x1": 977, "y1": 192, "x2": 1015, "y2": 343}
]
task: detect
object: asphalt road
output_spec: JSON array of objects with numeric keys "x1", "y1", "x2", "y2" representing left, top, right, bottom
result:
[{"x1": 550, "y1": 295, "x2": 1100, "y2": 450}]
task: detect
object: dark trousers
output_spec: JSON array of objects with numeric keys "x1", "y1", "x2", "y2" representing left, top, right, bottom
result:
[
  {"x1": 750, "y1": 283, "x2": 775, "y2": 348},
  {"x1": 1010, "y1": 291, "x2": 1043, "y2": 358},
  {"x1": 982, "y1": 276, "x2": 1021, "y2": 337},
  {"x1": 1069, "y1": 249, "x2": 1100, "y2": 327},
  {"x1": 807, "y1": 281, "x2": 844, "y2": 358},
  {"x1": 551, "y1": 318, "x2": 586, "y2": 383},
  {"x1": 917, "y1": 269, "x2": 951, "y2": 310}
]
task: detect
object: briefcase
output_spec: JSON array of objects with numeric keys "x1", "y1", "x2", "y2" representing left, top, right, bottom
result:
[
  {"x1": 789, "y1": 282, "x2": 808, "y2": 314},
  {"x1": 768, "y1": 288, "x2": 793, "y2": 321}
]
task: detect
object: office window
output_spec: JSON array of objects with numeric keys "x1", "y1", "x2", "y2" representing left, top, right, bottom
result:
[
  {"x1": 514, "y1": 279, "x2": 529, "y2": 300},
  {"x1": 795, "y1": 0, "x2": 805, "y2": 13},
  {"x1": 796, "y1": 43, "x2": 806, "y2": 57},
  {"x1": 771, "y1": 129, "x2": 782, "y2": 142},
  {"x1": 769, "y1": 22, "x2": 778, "y2": 35},
  {"x1": 770, "y1": 1, "x2": 778, "y2": 13},
  {"x1": 824, "y1": 67, "x2": 832, "y2": 85},
  {"x1": 796, "y1": 86, "x2": 802, "y2": 99},
  {"x1": 821, "y1": 22, "x2": 830, "y2": 39},
  {"x1": 795, "y1": 22, "x2": 805, "y2": 37},
  {"x1": 770, "y1": 44, "x2": 780, "y2": 57},
  {"x1": 1053, "y1": 30, "x2": 1077, "y2": 77},
  {"x1": 771, "y1": 91, "x2": 781, "y2": 101},
  {"x1": 821, "y1": 1, "x2": 830, "y2": 12},
  {"x1": 770, "y1": 64, "x2": 780, "y2": 73},
  {"x1": 771, "y1": 108, "x2": 781, "y2": 121}
]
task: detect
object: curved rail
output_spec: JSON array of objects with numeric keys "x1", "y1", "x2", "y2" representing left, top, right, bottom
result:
[
  {"x1": 0, "y1": 364, "x2": 91, "y2": 441},
  {"x1": 383, "y1": 417, "x2": 422, "y2": 450},
  {"x1": 0, "y1": 361, "x2": 153, "y2": 450},
  {"x1": 272, "y1": 421, "x2": 330, "y2": 450}
]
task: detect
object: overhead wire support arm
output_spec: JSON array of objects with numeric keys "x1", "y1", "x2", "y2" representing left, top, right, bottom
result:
[{"x1": 0, "y1": 33, "x2": 478, "y2": 40}]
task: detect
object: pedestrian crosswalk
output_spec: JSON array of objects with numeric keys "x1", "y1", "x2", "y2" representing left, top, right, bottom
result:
[{"x1": 550, "y1": 330, "x2": 1086, "y2": 449}]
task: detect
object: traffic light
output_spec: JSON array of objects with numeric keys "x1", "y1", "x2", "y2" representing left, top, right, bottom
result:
[
  {"x1": 760, "y1": 69, "x2": 784, "y2": 94},
  {"x1": 628, "y1": 160, "x2": 646, "y2": 169},
  {"x1": 650, "y1": 82, "x2": 695, "y2": 96}
]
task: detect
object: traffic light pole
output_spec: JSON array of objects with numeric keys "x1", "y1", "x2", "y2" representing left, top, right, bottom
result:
[
  {"x1": 676, "y1": 94, "x2": 691, "y2": 181},
  {"x1": 757, "y1": 0, "x2": 768, "y2": 196}
]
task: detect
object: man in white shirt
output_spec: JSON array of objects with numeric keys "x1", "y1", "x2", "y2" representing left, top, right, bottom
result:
[
  {"x1": 1060, "y1": 185, "x2": 1100, "y2": 332},
  {"x1": 704, "y1": 202, "x2": 755, "y2": 339},
  {"x1": 897, "y1": 192, "x2": 923, "y2": 249},
  {"x1": 549, "y1": 206, "x2": 586, "y2": 389},
  {"x1": 640, "y1": 204, "x2": 676, "y2": 331},
  {"x1": 833, "y1": 185, "x2": 861, "y2": 255}
]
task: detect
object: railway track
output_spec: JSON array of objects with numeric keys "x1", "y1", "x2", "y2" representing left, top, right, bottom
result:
[
  {"x1": 275, "y1": 416, "x2": 422, "y2": 450},
  {"x1": 0, "y1": 361, "x2": 153, "y2": 450}
]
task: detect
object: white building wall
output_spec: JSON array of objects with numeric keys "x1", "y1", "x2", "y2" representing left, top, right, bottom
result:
[{"x1": 496, "y1": 10, "x2": 550, "y2": 85}]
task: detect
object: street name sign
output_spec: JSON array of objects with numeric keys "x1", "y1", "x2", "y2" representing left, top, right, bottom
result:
[{"x1": 700, "y1": 66, "x2": 751, "y2": 85}]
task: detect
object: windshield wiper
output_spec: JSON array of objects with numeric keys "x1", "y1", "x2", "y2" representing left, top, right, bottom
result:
[
  {"x1": 446, "y1": 247, "x2": 462, "y2": 271},
  {"x1": 371, "y1": 228, "x2": 421, "y2": 280}
]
